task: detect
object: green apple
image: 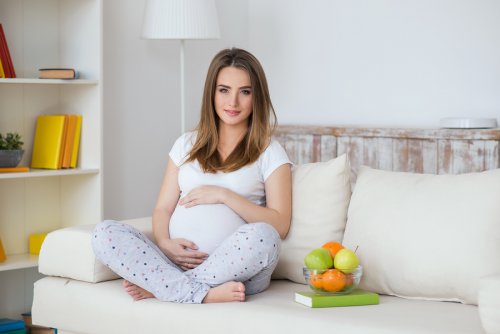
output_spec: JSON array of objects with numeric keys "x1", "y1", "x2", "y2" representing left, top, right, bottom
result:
[
  {"x1": 304, "y1": 248, "x2": 333, "y2": 270},
  {"x1": 333, "y1": 248, "x2": 359, "y2": 273}
]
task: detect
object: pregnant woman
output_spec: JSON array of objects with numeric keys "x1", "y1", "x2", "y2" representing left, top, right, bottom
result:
[{"x1": 92, "y1": 48, "x2": 292, "y2": 304}]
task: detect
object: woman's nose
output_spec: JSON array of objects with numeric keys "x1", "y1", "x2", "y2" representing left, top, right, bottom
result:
[{"x1": 228, "y1": 93, "x2": 238, "y2": 107}]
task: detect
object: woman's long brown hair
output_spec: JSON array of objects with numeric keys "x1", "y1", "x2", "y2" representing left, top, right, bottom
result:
[{"x1": 185, "y1": 48, "x2": 277, "y2": 173}]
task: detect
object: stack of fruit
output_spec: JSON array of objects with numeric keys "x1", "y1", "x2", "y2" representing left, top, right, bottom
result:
[{"x1": 303, "y1": 241, "x2": 362, "y2": 294}]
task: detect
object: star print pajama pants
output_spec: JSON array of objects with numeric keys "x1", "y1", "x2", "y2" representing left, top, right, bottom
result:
[{"x1": 91, "y1": 220, "x2": 281, "y2": 304}]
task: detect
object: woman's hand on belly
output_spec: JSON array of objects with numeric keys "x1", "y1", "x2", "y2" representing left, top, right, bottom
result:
[
  {"x1": 178, "y1": 185, "x2": 227, "y2": 208},
  {"x1": 158, "y1": 238, "x2": 209, "y2": 271}
]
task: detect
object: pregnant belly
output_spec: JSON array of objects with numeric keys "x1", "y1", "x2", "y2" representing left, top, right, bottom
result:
[{"x1": 169, "y1": 204, "x2": 246, "y2": 254}]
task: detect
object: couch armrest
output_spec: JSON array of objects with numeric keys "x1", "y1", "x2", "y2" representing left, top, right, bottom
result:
[
  {"x1": 479, "y1": 274, "x2": 500, "y2": 334},
  {"x1": 39, "y1": 217, "x2": 152, "y2": 283}
]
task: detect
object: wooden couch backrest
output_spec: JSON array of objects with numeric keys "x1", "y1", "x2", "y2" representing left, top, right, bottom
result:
[{"x1": 275, "y1": 125, "x2": 500, "y2": 181}]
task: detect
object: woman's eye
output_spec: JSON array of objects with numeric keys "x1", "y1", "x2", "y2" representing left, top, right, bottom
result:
[
  {"x1": 241, "y1": 89, "x2": 252, "y2": 95},
  {"x1": 219, "y1": 88, "x2": 228, "y2": 93}
]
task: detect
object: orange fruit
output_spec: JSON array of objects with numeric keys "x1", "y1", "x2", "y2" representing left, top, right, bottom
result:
[
  {"x1": 309, "y1": 273, "x2": 323, "y2": 289},
  {"x1": 345, "y1": 274, "x2": 354, "y2": 287},
  {"x1": 322, "y1": 241, "x2": 344, "y2": 259},
  {"x1": 321, "y1": 269, "x2": 346, "y2": 292}
]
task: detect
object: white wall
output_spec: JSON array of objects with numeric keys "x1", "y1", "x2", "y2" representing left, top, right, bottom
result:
[
  {"x1": 103, "y1": 0, "x2": 249, "y2": 219},
  {"x1": 103, "y1": 0, "x2": 500, "y2": 219},
  {"x1": 249, "y1": 0, "x2": 500, "y2": 127}
]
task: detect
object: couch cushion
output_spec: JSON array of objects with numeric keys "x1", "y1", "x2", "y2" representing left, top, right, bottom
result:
[
  {"x1": 272, "y1": 154, "x2": 351, "y2": 283},
  {"x1": 479, "y1": 274, "x2": 500, "y2": 334},
  {"x1": 32, "y1": 277, "x2": 483, "y2": 334},
  {"x1": 342, "y1": 167, "x2": 500, "y2": 305},
  {"x1": 38, "y1": 217, "x2": 152, "y2": 283}
]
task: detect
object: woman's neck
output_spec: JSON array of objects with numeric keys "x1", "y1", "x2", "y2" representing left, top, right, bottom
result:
[{"x1": 218, "y1": 123, "x2": 248, "y2": 161}]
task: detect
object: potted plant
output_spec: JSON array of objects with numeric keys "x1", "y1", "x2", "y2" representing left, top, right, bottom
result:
[{"x1": 0, "y1": 132, "x2": 24, "y2": 167}]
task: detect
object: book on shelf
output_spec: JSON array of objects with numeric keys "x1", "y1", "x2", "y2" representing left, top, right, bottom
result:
[
  {"x1": 0, "y1": 318, "x2": 25, "y2": 332},
  {"x1": 31, "y1": 115, "x2": 67, "y2": 169},
  {"x1": 294, "y1": 289, "x2": 380, "y2": 308},
  {"x1": 0, "y1": 166, "x2": 29, "y2": 173},
  {"x1": 0, "y1": 23, "x2": 16, "y2": 78},
  {"x1": 39, "y1": 68, "x2": 79, "y2": 79},
  {"x1": 0, "y1": 237, "x2": 6, "y2": 262},
  {"x1": 0, "y1": 58, "x2": 5, "y2": 78},
  {"x1": 31, "y1": 114, "x2": 82, "y2": 170},
  {"x1": 61, "y1": 115, "x2": 77, "y2": 168},
  {"x1": 70, "y1": 115, "x2": 82, "y2": 168}
]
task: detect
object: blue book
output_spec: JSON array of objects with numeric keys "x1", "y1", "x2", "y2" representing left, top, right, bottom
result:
[{"x1": 0, "y1": 319, "x2": 25, "y2": 332}]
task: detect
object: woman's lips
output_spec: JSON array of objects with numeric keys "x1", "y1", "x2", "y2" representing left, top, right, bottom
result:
[{"x1": 225, "y1": 109, "x2": 241, "y2": 116}]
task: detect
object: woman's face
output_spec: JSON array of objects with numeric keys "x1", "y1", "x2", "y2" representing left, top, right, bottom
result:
[{"x1": 214, "y1": 66, "x2": 253, "y2": 129}]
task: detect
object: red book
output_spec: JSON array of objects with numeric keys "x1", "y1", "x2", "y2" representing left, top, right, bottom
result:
[{"x1": 0, "y1": 24, "x2": 16, "y2": 78}]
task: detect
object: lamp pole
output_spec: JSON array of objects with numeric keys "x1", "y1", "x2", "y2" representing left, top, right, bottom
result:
[{"x1": 180, "y1": 39, "x2": 185, "y2": 134}]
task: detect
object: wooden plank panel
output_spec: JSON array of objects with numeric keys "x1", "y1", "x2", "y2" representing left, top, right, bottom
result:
[
  {"x1": 337, "y1": 136, "x2": 364, "y2": 182},
  {"x1": 319, "y1": 134, "x2": 337, "y2": 162},
  {"x1": 275, "y1": 133, "x2": 315, "y2": 164},
  {"x1": 393, "y1": 138, "x2": 438, "y2": 174},
  {"x1": 483, "y1": 140, "x2": 499, "y2": 171},
  {"x1": 438, "y1": 139, "x2": 493, "y2": 174},
  {"x1": 362, "y1": 137, "x2": 393, "y2": 171}
]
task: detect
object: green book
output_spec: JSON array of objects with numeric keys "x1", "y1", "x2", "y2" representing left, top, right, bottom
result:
[{"x1": 295, "y1": 289, "x2": 379, "y2": 308}]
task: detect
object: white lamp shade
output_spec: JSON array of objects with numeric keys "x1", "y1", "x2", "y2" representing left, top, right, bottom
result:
[{"x1": 142, "y1": 0, "x2": 220, "y2": 39}]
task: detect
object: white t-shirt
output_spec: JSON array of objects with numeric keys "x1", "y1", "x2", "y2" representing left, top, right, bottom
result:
[{"x1": 168, "y1": 131, "x2": 291, "y2": 254}]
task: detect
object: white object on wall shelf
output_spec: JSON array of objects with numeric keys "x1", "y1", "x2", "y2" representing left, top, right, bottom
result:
[
  {"x1": 0, "y1": 78, "x2": 99, "y2": 85},
  {"x1": 0, "y1": 254, "x2": 39, "y2": 271},
  {"x1": 0, "y1": 168, "x2": 99, "y2": 180},
  {"x1": 439, "y1": 117, "x2": 498, "y2": 129}
]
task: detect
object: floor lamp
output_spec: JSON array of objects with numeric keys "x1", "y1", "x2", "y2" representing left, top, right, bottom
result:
[{"x1": 142, "y1": 0, "x2": 220, "y2": 134}]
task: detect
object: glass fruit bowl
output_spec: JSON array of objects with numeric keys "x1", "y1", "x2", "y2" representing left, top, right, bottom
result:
[{"x1": 303, "y1": 265, "x2": 363, "y2": 295}]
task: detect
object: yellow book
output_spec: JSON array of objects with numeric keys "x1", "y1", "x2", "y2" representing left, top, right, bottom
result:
[
  {"x1": 0, "y1": 237, "x2": 6, "y2": 262},
  {"x1": 61, "y1": 115, "x2": 77, "y2": 168},
  {"x1": 31, "y1": 115, "x2": 67, "y2": 169},
  {"x1": 29, "y1": 233, "x2": 47, "y2": 255},
  {"x1": 70, "y1": 115, "x2": 82, "y2": 168},
  {"x1": 0, "y1": 58, "x2": 5, "y2": 78}
]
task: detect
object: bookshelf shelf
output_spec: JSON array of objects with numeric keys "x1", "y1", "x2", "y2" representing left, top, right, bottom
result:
[
  {"x1": 0, "y1": 0, "x2": 102, "y2": 318},
  {"x1": 0, "y1": 254, "x2": 39, "y2": 272},
  {"x1": 0, "y1": 168, "x2": 99, "y2": 180},
  {"x1": 0, "y1": 78, "x2": 99, "y2": 85}
]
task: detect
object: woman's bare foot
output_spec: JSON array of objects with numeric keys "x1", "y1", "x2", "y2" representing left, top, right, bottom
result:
[
  {"x1": 203, "y1": 281, "x2": 246, "y2": 303},
  {"x1": 122, "y1": 280, "x2": 155, "y2": 301}
]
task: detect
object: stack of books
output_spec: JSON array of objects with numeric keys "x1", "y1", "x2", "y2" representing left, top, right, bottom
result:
[
  {"x1": 0, "y1": 318, "x2": 25, "y2": 334},
  {"x1": 295, "y1": 289, "x2": 379, "y2": 308},
  {"x1": 31, "y1": 115, "x2": 82, "y2": 169}
]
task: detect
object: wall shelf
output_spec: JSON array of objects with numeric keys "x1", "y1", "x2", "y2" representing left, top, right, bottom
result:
[
  {"x1": 0, "y1": 254, "x2": 39, "y2": 272},
  {"x1": 0, "y1": 168, "x2": 99, "y2": 180},
  {"x1": 0, "y1": 78, "x2": 99, "y2": 85}
]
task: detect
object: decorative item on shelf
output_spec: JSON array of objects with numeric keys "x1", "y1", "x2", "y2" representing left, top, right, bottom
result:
[
  {"x1": 142, "y1": 0, "x2": 220, "y2": 134},
  {"x1": 31, "y1": 114, "x2": 82, "y2": 169},
  {"x1": 29, "y1": 233, "x2": 48, "y2": 255},
  {"x1": 0, "y1": 23, "x2": 16, "y2": 78},
  {"x1": 0, "y1": 237, "x2": 6, "y2": 262},
  {"x1": 38, "y1": 68, "x2": 79, "y2": 79},
  {"x1": 439, "y1": 117, "x2": 498, "y2": 129},
  {"x1": 0, "y1": 132, "x2": 24, "y2": 168}
]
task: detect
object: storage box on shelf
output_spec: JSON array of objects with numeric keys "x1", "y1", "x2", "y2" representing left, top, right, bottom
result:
[{"x1": 0, "y1": 0, "x2": 102, "y2": 319}]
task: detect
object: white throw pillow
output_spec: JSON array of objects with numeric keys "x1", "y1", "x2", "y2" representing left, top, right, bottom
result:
[
  {"x1": 272, "y1": 154, "x2": 351, "y2": 283},
  {"x1": 479, "y1": 274, "x2": 500, "y2": 334},
  {"x1": 342, "y1": 166, "x2": 500, "y2": 305},
  {"x1": 39, "y1": 217, "x2": 152, "y2": 283}
]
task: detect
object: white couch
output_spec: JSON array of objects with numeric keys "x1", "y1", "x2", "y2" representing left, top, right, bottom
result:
[{"x1": 32, "y1": 156, "x2": 500, "y2": 334}]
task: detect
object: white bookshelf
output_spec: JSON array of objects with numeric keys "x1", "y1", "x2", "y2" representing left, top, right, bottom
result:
[{"x1": 0, "y1": 0, "x2": 102, "y2": 319}]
